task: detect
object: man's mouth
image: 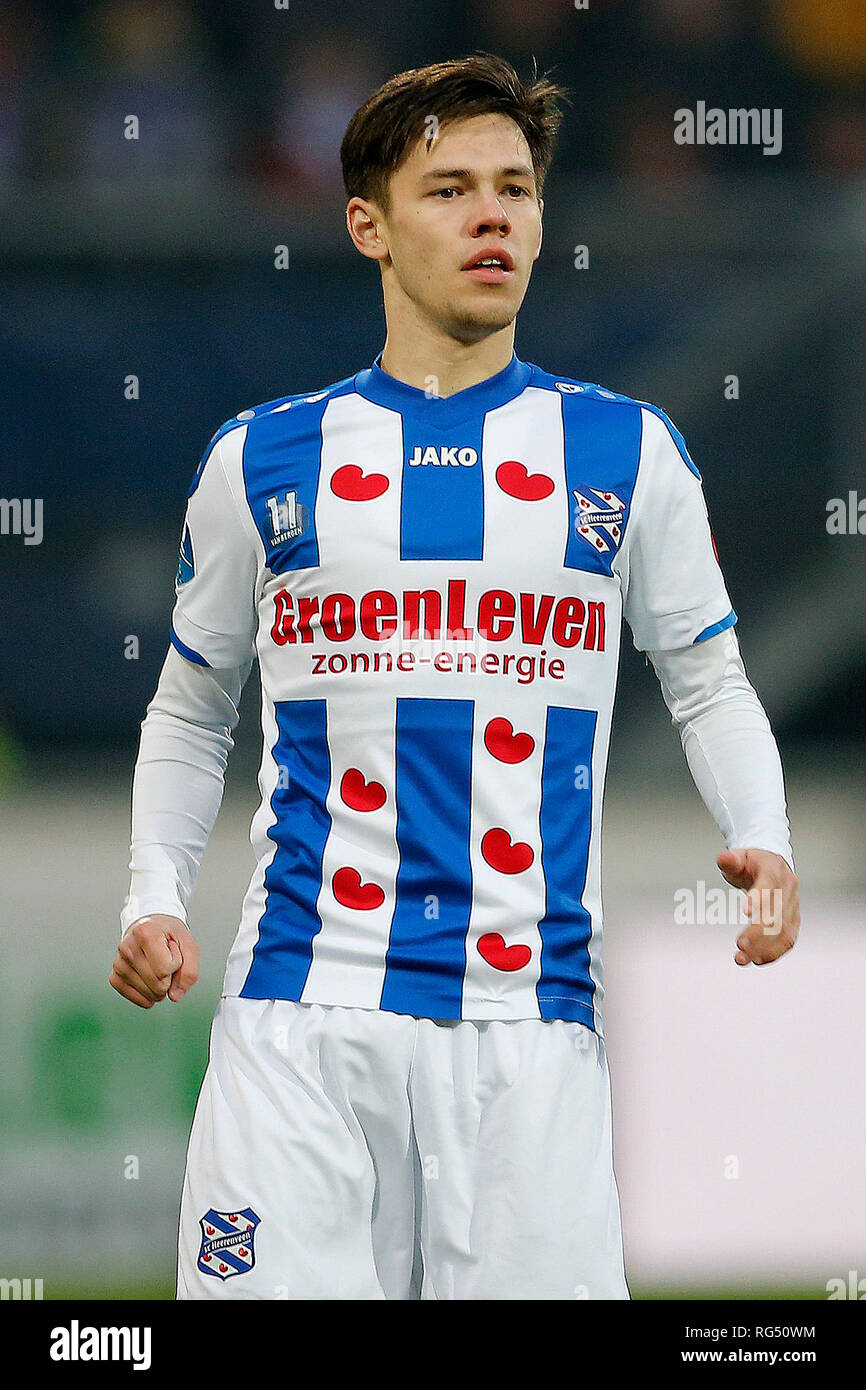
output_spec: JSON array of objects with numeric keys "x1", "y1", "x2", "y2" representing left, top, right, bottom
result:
[{"x1": 461, "y1": 249, "x2": 514, "y2": 283}]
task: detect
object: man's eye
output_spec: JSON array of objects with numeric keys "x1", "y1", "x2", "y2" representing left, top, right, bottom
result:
[{"x1": 430, "y1": 185, "x2": 530, "y2": 199}]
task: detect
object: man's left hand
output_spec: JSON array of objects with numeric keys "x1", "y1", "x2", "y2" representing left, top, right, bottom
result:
[{"x1": 717, "y1": 848, "x2": 800, "y2": 967}]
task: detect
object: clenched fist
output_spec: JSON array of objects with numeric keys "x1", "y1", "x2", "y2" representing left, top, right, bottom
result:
[
  {"x1": 110, "y1": 914, "x2": 199, "y2": 1008},
  {"x1": 717, "y1": 848, "x2": 800, "y2": 967}
]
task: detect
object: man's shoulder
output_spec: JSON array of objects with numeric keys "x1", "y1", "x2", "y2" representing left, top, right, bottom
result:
[
  {"x1": 528, "y1": 362, "x2": 659, "y2": 413},
  {"x1": 210, "y1": 372, "x2": 361, "y2": 446},
  {"x1": 185, "y1": 375, "x2": 358, "y2": 497},
  {"x1": 527, "y1": 364, "x2": 701, "y2": 480}
]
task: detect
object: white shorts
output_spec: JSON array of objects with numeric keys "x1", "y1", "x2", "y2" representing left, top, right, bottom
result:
[{"x1": 176, "y1": 997, "x2": 629, "y2": 1300}]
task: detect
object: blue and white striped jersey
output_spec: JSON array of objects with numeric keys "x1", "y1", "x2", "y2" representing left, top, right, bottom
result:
[{"x1": 170, "y1": 352, "x2": 735, "y2": 1030}]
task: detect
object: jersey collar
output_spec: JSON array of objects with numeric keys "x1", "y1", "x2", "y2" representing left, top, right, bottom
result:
[{"x1": 354, "y1": 350, "x2": 532, "y2": 427}]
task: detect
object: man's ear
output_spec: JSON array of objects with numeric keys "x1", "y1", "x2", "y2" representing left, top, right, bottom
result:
[{"x1": 346, "y1": 197, "x2": 389, "y2": 263}]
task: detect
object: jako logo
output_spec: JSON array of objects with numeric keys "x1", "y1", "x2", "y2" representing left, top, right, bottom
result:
[
  {"x1": 409, "y1": 445, "x2": 477, "y2": 467},
  {"x1": 50, "y1": 1320, "x2": 152, "y2": 1371}
]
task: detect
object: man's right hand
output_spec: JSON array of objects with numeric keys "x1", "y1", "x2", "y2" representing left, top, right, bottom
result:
[{"x1": 109, "y1": 914, "x2": 200, "y2": 1009}]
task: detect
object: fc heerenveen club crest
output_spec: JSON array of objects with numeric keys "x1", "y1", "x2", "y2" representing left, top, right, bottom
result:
[
  {"x1": 197, "y1": 1208, "x2": 260, "y2": 1281},
  {"x1": 572, "y1": 486, "x2": 627, "y2": 555}
]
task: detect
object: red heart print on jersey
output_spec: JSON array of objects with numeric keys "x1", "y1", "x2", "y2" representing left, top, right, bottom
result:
[
  {"x1": 477, "y1": 932, "x2": 532, "y2": 972},
  {"x1": 331, "y1": 464, "x2": 389, "y2": 501},
  {"x1": 332, "y1": 866, "x2": 385, "y2": 910},
  {"x1": 481, "y1": 828, "x2": 534, "y2": 874},
  {"x1": 484, "y1": 717, "x2": 535, "y2": 764},
  {"x1": 340, "y1": 768, "x2": 387, "y2": 811},
  {"x1": 495, "y1": 460, "x2": 554, "y2": 501}
]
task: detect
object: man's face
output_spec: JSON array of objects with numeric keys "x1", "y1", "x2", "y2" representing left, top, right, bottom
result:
[{"x1": 373, "y1": 112, "x2": 544, "y2": 344}]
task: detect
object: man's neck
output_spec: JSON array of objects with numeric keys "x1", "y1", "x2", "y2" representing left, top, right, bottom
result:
[{"x1": 378, "y1": 323, "x2": 516, "y2": 399}]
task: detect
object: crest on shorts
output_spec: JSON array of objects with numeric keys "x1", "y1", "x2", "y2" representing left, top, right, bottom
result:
[{"x1": 197, "y1": 1207, "x2": 260, "y2": 1281}]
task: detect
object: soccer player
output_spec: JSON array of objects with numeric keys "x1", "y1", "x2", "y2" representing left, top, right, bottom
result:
[{"x1": 110, "y1": 54, "x2": 799, "y2": 1300}]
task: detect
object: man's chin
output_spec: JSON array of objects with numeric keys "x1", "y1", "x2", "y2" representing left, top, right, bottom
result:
[{"x1": 443, "y1": 302, "x2": 519, "y2": 344}]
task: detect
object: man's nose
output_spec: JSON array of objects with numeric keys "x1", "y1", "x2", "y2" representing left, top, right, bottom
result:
[{"x1": 469, "y1": 192, "x2": 512, "y2": 235}]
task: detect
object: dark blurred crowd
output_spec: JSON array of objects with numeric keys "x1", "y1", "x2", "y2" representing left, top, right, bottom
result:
[{"x1": 3, "y1": 0, "x2": 866, "y2": 190}]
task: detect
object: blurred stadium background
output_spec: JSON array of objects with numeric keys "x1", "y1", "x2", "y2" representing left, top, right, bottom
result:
[{"x1": 1, "y1": 0, "x2": 864, "y2": 1299}]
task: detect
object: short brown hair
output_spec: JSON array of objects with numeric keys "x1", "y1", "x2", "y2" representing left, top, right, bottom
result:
[{"x1": 341, "y1": 52, "x2": 569, "y2": 212}]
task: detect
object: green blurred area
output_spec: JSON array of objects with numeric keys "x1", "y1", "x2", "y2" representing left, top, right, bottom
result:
[
  {"x1": 1, "y1": 988, "x2": 213, "y2": 1138},
  {"x1": 0, "y1": 720, "x2": 27, "y2": 788},
  {"x1": 41, "y1": 1281, "x2": 829, "y2": 1301},
  {"x1": 0, "y1": 982, "x2": 216, "y2": 1291}
]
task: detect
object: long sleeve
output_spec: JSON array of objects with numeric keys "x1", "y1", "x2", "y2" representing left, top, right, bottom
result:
[
  {"x1": 119, "y1": 645, "x2": 254, "y2": 935},
  {"x1": 648, "y1": 628, "x2": 794, "y2": 870}
]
